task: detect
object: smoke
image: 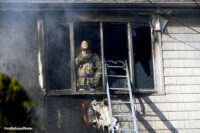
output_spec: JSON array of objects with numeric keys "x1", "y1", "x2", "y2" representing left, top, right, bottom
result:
[
  {"x1": 0, "y1": 11, "x2": 38, "y2": 87},
  {"x1": 0, "y1": 2, "x2": 95, "y2": 132},
  {"x1": 0, "y1": 2, "x2": 81, "y2": 90}
]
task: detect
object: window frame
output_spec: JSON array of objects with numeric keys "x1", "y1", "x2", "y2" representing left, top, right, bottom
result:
[
  {"x1": 45, "y1": 22, "x2": 76, "y2": 95},
  {"x1": 37, "y1": 13, "x2": 164, "y2": 95},
  {"x1": 128, "y1": 23, "x2": 164, "y2": 94}
]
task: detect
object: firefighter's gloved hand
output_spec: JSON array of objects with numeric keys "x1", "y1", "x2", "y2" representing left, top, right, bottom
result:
[{"x1": 93, "y1": 79, "x2": 100, "y2": 88}]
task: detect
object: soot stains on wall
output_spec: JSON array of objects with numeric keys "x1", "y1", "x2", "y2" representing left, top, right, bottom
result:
[
  {"x1": 0, "y1": 11, "x2": 108, "y2": 133},
  {"x1": 45, "y1": 96, "x2": 108, "y2": 133},
  {"x1": 0, "y1": 12, "x2": 46, "y2": 132}
]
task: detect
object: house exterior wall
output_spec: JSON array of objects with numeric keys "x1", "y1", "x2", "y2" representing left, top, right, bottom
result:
[
  {"x1": 0, "y1": 3, "x2": 200, "y2": 133},
  {"x1": 135, "y1": 14, "x2": 200, "y2": 133}
]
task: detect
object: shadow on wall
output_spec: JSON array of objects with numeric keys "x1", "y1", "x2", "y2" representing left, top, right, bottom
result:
[
  {"x1": 137, "y1": 97, "x2": 178, "y2": 133},
  {"x1": 0, "y1": 74, "x2": 36, "y2": 133}
]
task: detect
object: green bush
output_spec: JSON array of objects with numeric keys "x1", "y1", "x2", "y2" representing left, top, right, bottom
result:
[{"x1": 0, "y1": 74, "x2": 35, "y2": 132}]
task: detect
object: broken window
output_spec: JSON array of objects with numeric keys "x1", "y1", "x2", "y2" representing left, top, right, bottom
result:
[
  {"x1": 42, "y1": 17, "x2": 161, "y2": 94},
  {"x1": 46, "y1": 23, "x2": 72, "y2": 90},
  {"x1": 74, "y1": 22, "x2": 102, "y2": 91},
  {"x1": 132, "y1": 25, "x2": 154, "y2": 89},
  {"x1": 103, "y1": 23, "x2": 154, "y2": 90}
]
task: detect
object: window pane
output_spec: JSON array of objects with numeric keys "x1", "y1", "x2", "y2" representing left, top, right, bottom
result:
[
  {"x1": 74, "y1": 22, "x2": 102, "y2": 91},
  {"x1": 46, "y1": 24, "x2": 71, "y2": 90},
  {"x1": 132, "y1": 26, "x2": 154, "y2": 89}
]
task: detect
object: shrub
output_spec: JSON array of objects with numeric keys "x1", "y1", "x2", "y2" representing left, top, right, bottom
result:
[{"x1": 0, "y1": 74, "x2": 35, "y2": 132}]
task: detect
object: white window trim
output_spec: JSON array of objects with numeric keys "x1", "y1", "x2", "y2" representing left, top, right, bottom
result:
[
  {"x1": 127, "y1": 23, "x2": 165, "y2": 94},
  {"x1": 151, "y1": 28, "x2": 165, "y2": 94}
]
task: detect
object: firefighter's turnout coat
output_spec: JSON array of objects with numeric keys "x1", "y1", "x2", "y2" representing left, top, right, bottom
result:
[{"x1": 75, "y1": 52, "x2": 102, "y2": 90}]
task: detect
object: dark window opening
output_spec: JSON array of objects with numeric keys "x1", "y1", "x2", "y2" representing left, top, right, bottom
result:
[
  {"x1": 132, "y1": 26, "x2": 154, "y2": 89},
  {"x1": 74, "y1": 22, "x2": 102, "y2": 91},
  {"x1": 46, "y1": 24, "x2": 71, "y2": 90},
  {"x1": 103, "y1": 23, "x2": 129, "y2": 89},
  {"x1": 107, "y1": 68, "x2": 128, "y2": 89},
  {"x1": 103, "y1": 23, "x2": 128, "y2": 62}
]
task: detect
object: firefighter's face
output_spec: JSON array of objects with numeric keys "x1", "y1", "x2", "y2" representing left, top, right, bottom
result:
[{"x1": 82, "y1": 49, "x2": 88, "y2": 56}]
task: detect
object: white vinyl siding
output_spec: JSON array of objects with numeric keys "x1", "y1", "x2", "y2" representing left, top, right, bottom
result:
[{"x1": 135, "y1": 15, "x2": 200, "y2": 132}]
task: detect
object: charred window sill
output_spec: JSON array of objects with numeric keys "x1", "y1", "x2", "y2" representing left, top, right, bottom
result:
[
  {"x1": 46, "y1": 89, "x2": 157, "y2": 96},
  {"x1": 46, "y1": 89, "x2": 107, "y2": 96},
  {"x1": 47, "y1": 89, "x2": 151, "y2": 96}
]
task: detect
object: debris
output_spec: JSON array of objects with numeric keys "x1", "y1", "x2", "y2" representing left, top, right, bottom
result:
[{"x1": 82, "y1": 100, "x2": 118, "y2": 132}]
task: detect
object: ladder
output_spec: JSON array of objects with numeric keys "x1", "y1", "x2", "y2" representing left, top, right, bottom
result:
[{"x1": 105, "y1": 60, "x2": 138, "y2": 133}]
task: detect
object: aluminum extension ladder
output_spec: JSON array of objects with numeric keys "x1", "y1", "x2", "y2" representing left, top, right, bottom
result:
[{"x1": 105, "y1": 60, "x2": 138, "y2": 133}]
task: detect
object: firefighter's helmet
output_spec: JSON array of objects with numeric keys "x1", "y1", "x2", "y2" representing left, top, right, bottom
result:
[{"x1": 81, "y1": 40, "x2": 89, "y2": 50}]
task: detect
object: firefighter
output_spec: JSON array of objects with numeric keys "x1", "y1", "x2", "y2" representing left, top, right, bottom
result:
[{"x1": 75, "y1": 40, "x2": 102, "y2": 91}]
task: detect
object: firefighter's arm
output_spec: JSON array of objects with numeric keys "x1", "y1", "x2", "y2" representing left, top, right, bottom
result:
[{"x1": 75, "y1": 54, "x2": 85, "y2": 67}]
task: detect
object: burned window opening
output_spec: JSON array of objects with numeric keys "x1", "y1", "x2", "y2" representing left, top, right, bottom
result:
[
  {"x1": 43, "y1": 19, "x2": 157, "y2": 94},
  {"x1": 46, "y1": 24, "x2": 71, "y2": 90},
  {"x1": 103, "y1": 22, "x2": 129, "y2": 62},
  {"x1": 103, "y1": 23, "x2": 129, "y2": 93},
  {"x1": 132, "y1": 26, "x2": 154, "y2": 89}
]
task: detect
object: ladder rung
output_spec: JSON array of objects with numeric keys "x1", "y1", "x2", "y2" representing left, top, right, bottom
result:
[
  {"x1": 107, "y1": 75, "x2": 127, "y2": 78},
  {"x1": 115, "y1": 129, "x2": 136, "y2": 131},
  {"x1": 111, "y1": 101, "x2": 131, "y2": 104},
  {"x1": 113, "y1": 114, "x2": 133, "y2": 117},
  {"x1": 109, "y1": 88, "x2": 129, "y2": 91},
  {"x1": 107, "y1": 65, "x2": 125, "y2": 68}
]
